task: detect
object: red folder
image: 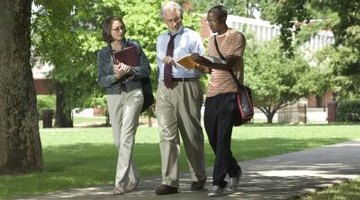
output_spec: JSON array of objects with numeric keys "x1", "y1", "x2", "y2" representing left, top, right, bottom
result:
[{"x1": 113, "y1": 46, "x2": 140, "y2": 67}]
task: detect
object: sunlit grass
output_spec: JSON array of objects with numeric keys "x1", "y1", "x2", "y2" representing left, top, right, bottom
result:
[
  {"x1": 300, "y1": 178, "x2": 360, "y2": 200},
  {"x1": 0, "y1": 125, "x2": 359, "y2": 199}
]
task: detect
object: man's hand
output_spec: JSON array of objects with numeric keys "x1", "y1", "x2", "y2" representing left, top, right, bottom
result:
[
  {"x1": 163, "y1": 56, "x2": 175, "y2": 66},
  {"x1": 191, "y1": 53, "x2": 202, "y2": 64},
  {"x1": 195, "y1": 64, "x2": 211, "y2": 74}
]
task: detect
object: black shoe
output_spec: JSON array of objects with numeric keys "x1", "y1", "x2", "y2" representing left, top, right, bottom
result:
[
  {"x1": 155, "y1": 184, "x2": 178, "y2": 195},
  {"x1": 190, "y1": 179, "x2": 206, "y2": 191}
]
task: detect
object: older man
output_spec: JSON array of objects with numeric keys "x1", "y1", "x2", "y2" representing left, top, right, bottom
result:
[{"x1": 154, "y1": 1, "x2": 207, "y2": 195}]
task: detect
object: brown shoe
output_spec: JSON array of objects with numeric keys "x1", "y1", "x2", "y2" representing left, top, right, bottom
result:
[
  {"x1": 155, "y1": 184, "x2": 178, "y2": 195},
  {"x1": 190, "y1": 179, "x2": 206, "y2": 191},
  {"x1": 125, "y1": 182, "x2": 138, "y2": 192}
]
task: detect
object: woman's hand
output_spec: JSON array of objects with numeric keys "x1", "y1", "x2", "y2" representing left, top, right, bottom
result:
[{"x1": 114, "y1": 63, "x2": 131, "y2": 79}]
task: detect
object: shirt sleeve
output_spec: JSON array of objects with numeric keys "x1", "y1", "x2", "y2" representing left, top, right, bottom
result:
[
  {"x1": 227, "y1": 32, "x2": 246, "y2": 57},
  {"x1": 192, "y1": 33, "x2": 206, "y2": 56}
]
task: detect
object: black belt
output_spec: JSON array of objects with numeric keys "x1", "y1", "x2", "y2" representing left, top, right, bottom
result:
[{"x1": 172, "y1": 78, "x2": 198, "y2": 82}]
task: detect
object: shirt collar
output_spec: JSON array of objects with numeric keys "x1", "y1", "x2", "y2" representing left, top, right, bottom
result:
[{"x1": 168, "y1": 26, "x2": 184, "y2": 37}]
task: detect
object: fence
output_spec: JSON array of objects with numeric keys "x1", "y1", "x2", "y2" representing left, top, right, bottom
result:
[
  {"x1": 252, "y1": 105, "x2": 328, "y2": 124},
  {"x1": 69, "y1": 105, "x2": 329, "y2": 127}
]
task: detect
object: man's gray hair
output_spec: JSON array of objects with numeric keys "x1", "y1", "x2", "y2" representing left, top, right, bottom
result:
[{"x1": 161, "y1": 1, "x2": 183, "y2": 19}]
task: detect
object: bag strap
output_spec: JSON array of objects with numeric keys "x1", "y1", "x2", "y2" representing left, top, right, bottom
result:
[
  {"x1": 214, "y1": 35, "x2": 225, "y2": 60},
  {"x1": 214, "y1": 36, "x2": 242, "y2": 89}
]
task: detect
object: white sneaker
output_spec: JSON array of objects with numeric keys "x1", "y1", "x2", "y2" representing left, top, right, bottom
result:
[
  {"x1": 227, "y1": 167, "x2": 243, "y2": 192},
  {"x1": 208, "y1": 185, "x2": 224, "y2": 197}
]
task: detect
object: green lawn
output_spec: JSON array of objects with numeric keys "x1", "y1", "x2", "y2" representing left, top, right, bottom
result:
[
  {"x1": 0, "y1": 125, "x2": 360, "y2": 199},
  {"x1": 300, "y1": 178, "x2": 360, "y2": 200}
]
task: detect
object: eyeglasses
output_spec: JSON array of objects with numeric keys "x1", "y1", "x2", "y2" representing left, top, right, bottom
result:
[
  {"x1": 111, "y1": 26, "x2": 125, "y2": 32},
  {"x1": 165, "y1": 17, "x2": 182, "y2": 24}
]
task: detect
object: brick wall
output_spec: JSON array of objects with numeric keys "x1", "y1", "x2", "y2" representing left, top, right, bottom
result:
[{"x1": 34, "y1": 79, "x2": 53, "y2": 95}]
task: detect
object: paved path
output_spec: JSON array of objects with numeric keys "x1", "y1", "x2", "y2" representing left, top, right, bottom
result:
[{"x1": 16, "y1": 139, "x2": 360, "y2": 200}]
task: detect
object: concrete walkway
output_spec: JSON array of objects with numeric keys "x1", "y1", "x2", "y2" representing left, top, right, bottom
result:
[{"x1": 16, "y1": 139, "x2": 360, "y2": 200}]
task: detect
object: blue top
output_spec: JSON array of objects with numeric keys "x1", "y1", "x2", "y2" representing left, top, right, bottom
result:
[
  {"x1": 156, "y1": 27, "x2": 205, "y2": 81},
  {"x1": 97, "y1": 39, "x2": 151, "y2": 94}
]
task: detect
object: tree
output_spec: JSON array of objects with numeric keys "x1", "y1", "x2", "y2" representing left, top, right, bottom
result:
[
  {"x1": 32, "y1": 0, "x2": 202, "y2": 126},
  {"x1": 32, "y1": 0, "x2": 100, "y2": 127},
  {"x1": 192, "y1": 0, "x2": 269, "y2": 18},
  {"x1": 272, "y1": 0, "x2": 360, "y2": 97},
  {"x1": 245, "y1": 36, "x2": 326, "y2": 123},
  {"x1": 0, "y1": 0, "x2": 43, "y2": 174}
]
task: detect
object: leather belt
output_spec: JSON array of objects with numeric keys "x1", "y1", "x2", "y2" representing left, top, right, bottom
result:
[{"x1": 172, "y1": 78, "x2": 198, "y2": 82}]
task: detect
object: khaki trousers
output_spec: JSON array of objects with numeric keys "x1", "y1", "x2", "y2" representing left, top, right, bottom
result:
[
  {"x1": 155, "y1": 81, "x2": 207, "y2": 187},
  {"x1": 107, "y1": 88, "x2": 143, "y2": 187}
]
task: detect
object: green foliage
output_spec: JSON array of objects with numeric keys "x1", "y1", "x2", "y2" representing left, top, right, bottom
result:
[
  {"x1": 315, "y1": 43, "x2": 359, "y2": 99},
  {"x1": 330, "y1": 25, "x2": 360, "y2": 97},
  {"x1": 301, "y1": 178, "x2": 360, "y2": 200},
  {"x1": 37, "y1": 95, "x2": 56, "y2": 116},
  {"x1": 273, "y1": 0, "x2": 310, "y2": 56},
  {"x1": 245, "y1": 32, "x2": 326, "y2": 123},
  {"x1": 270, "y1": 0, "x2": 360, "y2": 96},
  {"x1": 32, "y1": 0, "x2": 204, "y2": 118},
  {"x1": 33, "y1": 0, "x2": 100, "y2": 117},
  {"x1": 192, "y1": 0, "x2": 261, "y2": 18},
  {"x1": 336, "y1": 99, "x2": 360, "y2": 122}
]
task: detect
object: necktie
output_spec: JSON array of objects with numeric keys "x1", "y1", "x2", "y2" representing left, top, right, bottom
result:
[{"x1": 164, "y1": 33, "x2": 177, "y2": 88}]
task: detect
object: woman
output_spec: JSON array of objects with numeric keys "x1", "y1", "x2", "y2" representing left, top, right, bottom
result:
[{"x1": 97, "y1": 16, "x2": 151, "y2": 195}]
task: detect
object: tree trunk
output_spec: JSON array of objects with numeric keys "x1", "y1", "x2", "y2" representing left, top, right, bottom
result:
[
  {"x1": 0, "y1": 0, "x2": 43, "y2": 174},
  {"x1": 54, "y1": 82, "x2": 73, "y2": 127},
  {"x1": 266, "y1": 112, "x2": 275, "y2": 123}
]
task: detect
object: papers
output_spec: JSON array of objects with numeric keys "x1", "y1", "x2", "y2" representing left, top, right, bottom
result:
[
  {"x1": 176, "y1": 54, "x2": 226, "y2": 70},
  {"x1": 113, "y1": 46, "x2": 140, "y2": 67}
]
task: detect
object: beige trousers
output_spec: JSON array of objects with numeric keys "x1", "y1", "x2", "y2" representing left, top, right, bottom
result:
[
  {"x1": 107, "y1": 88, "x2": 143, "y2": 187},
  {"x1": 155, "y1": 81, "x2": 207, "y2": 187}
]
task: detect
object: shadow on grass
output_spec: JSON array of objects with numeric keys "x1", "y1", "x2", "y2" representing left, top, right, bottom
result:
[{"x1": 0, "y1": 137, "x2": 351, "y2": 199}]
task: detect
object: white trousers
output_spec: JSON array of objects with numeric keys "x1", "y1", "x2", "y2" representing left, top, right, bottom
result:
[{"x1": 107, "y1": 88, "x2": 143, "y2": 187}]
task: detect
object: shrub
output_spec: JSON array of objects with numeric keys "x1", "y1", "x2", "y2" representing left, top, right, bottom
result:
[
  {"x1": 336, "y1": 99, "x2": 360, "y2": 122},
  {"x1": 37, "y1": 95, "x2": 56, "y2": 117}
]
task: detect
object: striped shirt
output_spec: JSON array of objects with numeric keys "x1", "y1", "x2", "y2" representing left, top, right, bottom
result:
[{"x1": 206, "y1": 28, "x2": 246, "y2": 97}]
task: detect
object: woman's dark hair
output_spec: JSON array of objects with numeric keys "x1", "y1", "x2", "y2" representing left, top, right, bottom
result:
[
  {"x1": 208, "y1": 5, "x2": 228, "y2": 22},
  {"x1": 102, "y1": 16, "x2": 126, "y2": 44}
]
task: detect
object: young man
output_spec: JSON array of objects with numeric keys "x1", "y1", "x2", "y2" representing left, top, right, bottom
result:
[
  {"x1": 154, "y1": 1, "x2": 207, "y2": 195},
  {"x1": 193, "y1": 5, "x2": 246, "y2": 197}
]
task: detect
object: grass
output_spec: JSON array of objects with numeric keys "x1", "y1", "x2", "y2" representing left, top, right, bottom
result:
[
  {"x1": 300, "y1": 178, "x2": 360, "y2": 200},
  {"x1": 0, "y1": 125, "x2": 360, "y2": 199},
  {"x1": 72, "y1": 116, "x2": 107, "y2": 126}
]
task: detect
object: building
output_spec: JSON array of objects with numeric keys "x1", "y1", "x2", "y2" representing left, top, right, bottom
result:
[
  {"x1": 199, "y1": 15, "x2": 335, "y2": 123},
  {"x1": 32, "y1": 62, "x2": 53, "y2": 95}
]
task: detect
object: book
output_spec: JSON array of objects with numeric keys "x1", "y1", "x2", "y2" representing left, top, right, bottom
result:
[
  {"x1": 113, "y1": 46, "x2": 140, "y2": 67},
  {"x1": 176, "y1": 54, "x2": 226, "y2": 70}
]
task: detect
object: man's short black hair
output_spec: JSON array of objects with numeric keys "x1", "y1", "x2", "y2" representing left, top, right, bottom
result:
[{"x1": 208, "y1": 5, "x2": 228, "y2": 22}]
